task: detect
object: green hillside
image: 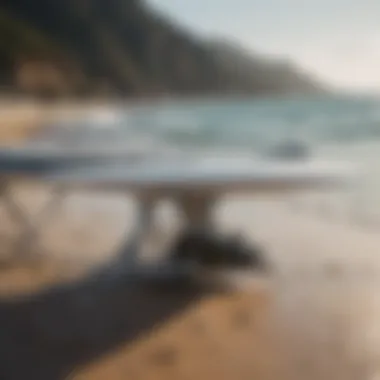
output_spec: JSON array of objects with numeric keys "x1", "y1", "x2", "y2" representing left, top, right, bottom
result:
[{"x1": 0, "y1": 0, "x2": 326, "y2": 98}]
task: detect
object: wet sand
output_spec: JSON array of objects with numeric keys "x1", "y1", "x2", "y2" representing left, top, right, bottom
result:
[
  {"x1": 0, "y1": 101, "x2": 124, "y2": 146},
  {"x1": 0, "y1": 103, "x2": 47, "y2": 144},
  {"x1": 0, "y1": 190, "x2": 380, "y2": 379}
]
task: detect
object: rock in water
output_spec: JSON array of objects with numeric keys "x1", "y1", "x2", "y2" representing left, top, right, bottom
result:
[{"x1": 264, "y1": 140, "x2": 312, "y2": 161}]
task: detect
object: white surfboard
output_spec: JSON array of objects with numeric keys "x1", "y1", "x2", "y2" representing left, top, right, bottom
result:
[{"x1": 43, "y1": 156, "x2": 355, "y2": 197}]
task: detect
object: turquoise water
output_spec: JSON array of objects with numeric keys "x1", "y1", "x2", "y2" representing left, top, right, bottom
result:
[
  {"x1": 122, "y1": 95, "x2": 380, "y2": 215},
  {"x1": 125, "y1": 95, "x2": 380, "y2": 149}
]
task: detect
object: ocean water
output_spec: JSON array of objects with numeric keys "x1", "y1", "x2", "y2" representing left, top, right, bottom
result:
[
  {"x1": 118, "y1": 95, "x2": 380, "y2": 218},
  {"x1": 124, "y1": 95, "x2": 380, "y2": 148}
]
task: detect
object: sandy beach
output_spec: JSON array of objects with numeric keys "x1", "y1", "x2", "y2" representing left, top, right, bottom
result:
[
  {"x1": 0, "y1": 187, "x2": 379, "y2": 379},
  {"x1": 0, "y1": 100, "x2": 125, "y2": 147},
  {"x1": 73, "y1": 196, "x2": 380, "y2": 380}
]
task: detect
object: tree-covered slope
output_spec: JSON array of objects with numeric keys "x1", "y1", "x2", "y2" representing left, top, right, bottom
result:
[{"x1": 0, "y1": 0, "x2": 325, "y2": 98}]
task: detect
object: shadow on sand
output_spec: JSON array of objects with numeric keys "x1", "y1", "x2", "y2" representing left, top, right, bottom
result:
[{"x1": 0, "y1": 244, "x2": 217, "y2": 380}]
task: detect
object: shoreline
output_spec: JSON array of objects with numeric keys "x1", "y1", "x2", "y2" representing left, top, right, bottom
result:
[{"x1": 0, "y1": 91, "x2": 372, "y2": 146}]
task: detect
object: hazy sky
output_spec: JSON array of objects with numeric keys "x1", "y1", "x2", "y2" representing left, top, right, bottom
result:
[{"x1": 148, "y1": 0, "x2": 380, "y2": 91}]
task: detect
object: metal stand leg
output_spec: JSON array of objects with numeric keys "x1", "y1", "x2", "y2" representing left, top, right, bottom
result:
[
  {"x1": 171, "y1": 193, "x2": 267, "y2": 271},
  {"x1": 116, "y1": 197, "x2": 157, "y2": 264},
  {"x1": 15, "y1": 186, "x2": 67, "y2": 258},
  {"x1": 175, "y1": 194, "x2": 216, "y2": 230},
  {"x1": 0, "y1": 182, "x2": 32, "y2": 229},
  {"x1": 0, "y1": 182, "x2": 67, "y2": 260}
]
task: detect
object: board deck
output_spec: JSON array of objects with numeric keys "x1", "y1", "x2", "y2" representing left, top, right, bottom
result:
[{"x1": 43, "y1": 158, "x2": 355, "y2": 196}]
